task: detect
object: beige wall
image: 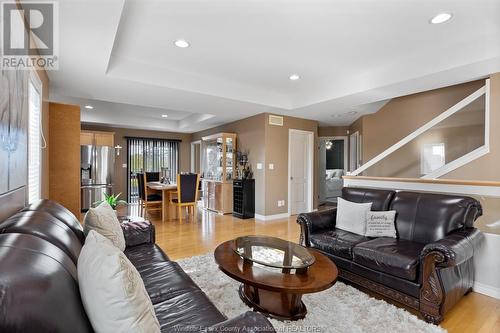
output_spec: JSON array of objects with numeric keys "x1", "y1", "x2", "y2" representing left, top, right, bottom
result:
[
  {"x1": 364, "y1": 124, "x2": 484, "y2": 178},
  {"x1": 445, "y1": 73, "x2": 500, "y2": 181},
  {"x1": 192, "y1": 113, "x2": 319, "y2": 216},
  {"x1": 349, "y1": 117, "x2": 364, "y2": 138},
  {"x1": 81, "y1": 124, "x2": 192, "y2": 199},
  {"x1": 349, "y1": 77, "x2": 497, "y2": 182},
  {"x1": 346, "y1": 118, "x2": 364, "y2": 168},
  {"x1": 349, "y1": 75, "x2": 500, "y2": 235},
  {"x1": 264, "y1": 114, "x2": 319, "y2": 215},
  {"x1": 192, "y1": 114, "x2": 267, "y2": 214},
  {"x1": 360, "y1": 80, "x2": 484, "y2": 162},
  {"x1": 318, "y1": 126, "x2": 349, "y2": 137}
]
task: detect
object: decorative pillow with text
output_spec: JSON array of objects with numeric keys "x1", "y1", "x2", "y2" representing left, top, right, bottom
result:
[{"x1": 365, "y1": 210, "x2": 397, "y2": 238}]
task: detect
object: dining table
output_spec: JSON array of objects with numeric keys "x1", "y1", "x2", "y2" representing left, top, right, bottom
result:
[{"x1": 146, "y1": 181, "x2": 177, "y2": 221}]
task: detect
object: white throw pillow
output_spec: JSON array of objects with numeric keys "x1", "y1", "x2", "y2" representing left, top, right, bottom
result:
[
  {"x1": 365, "y1": 210, "x2": 397, "y2": 238},
  {"x1": 336, "y1": 197, "x2": 372, "y2": 236},
  {"x1": 78, "y1": 231, "x2": 160, "y2": 333},
  {"x1": 83, "y1": 201, "x2": 125, "y2": 251}
]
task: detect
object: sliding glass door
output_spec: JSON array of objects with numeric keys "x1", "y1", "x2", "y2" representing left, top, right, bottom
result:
[{"x1": 126, "y1": 137, "x2": 179, "y2": 202}]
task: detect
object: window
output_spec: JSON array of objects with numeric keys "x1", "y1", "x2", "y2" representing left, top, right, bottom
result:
[
  {"x1": 126, "y1": 137, "x2": 179, "y2": 202},
  {"x1": 28, "y1": 72, "x2": 42, "y2": 203},
  {"x1": 421, "y1": 143, "x2": 445, "y2": 175}
]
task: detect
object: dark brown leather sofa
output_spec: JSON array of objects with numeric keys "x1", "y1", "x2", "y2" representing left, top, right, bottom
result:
[
  {"x1": 297, "y1": 187, "x2": 484, "y2": 324},
  {"x1": 0, "y1": 199, "x2": 275, "y2": 333}
]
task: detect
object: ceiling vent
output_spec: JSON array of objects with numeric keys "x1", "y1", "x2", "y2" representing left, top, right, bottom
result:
[{"x1": 268, "y1": 115, "x2": 284, "y2": 126}]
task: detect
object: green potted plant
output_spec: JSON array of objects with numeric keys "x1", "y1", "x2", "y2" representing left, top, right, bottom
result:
[{"x1": 94, "y1": 192, "x2": 128, "y2": 212}]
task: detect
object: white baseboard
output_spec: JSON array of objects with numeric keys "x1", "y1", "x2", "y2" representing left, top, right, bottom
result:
[
  {"x1": 472, "y1": 233, "x2": 500, "y2": 300},
  {"x1": 473, "y1": 282, "x2": 500, "y2": 299},
  {"x1": 254, "y1": 213, "x2": 290, "y2": 221}
]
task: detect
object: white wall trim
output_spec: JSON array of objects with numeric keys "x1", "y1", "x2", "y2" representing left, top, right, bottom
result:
[
  {"x1": 473, "y1": 282, "x2": 500, "y2": 299},
  {"x1": 485, "y1": 78, "x2": 491, "y2": 152},
  {"x1": 473, "y1": 232, "x2": 500, "y2": 300},
  {"x1": 28, "y1": 69, "x2": 44, "y2": 204},
  {"x1": 422, "y1": 146, "x2": 489, "y2": 179},
  {"x1": 349, "y1": 84, "x2": 487, "y2": 176},
  {"x1": 190, "y1": 140, "x2": 201, "y2": 173},
  {"x1": 423, "y1": 78, "x2": 491, "y2": 179},
  {"x1": 343, "y1": 178, "x2": 500, "y2": 197},
  {"x1": 288, "y1": 129, "x2": 314, "y2": 215},
  {"x1": 254, "y1": 213, "x2": 290, "y2": 221},
  {"x1": 349, "y1": 131, "x2": 361, "y2": 171}
]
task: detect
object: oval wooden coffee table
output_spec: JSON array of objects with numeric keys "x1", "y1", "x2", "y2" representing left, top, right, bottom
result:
[{"x1": 214, "y1": 236, "x2": 338, "y2": 321}]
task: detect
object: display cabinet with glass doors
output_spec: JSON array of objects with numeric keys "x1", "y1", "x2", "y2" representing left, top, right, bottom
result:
[{"x1": 200, "y1": 133, "x2": 236, "y2": 214}]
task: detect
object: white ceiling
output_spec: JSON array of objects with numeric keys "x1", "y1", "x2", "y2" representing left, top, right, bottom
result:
[{"x1": 48, "y1": 0, "x2": 500, "y2": 131}]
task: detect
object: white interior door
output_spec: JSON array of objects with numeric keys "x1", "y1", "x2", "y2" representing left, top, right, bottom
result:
[
  {"x1": 318, "y1": 140, "x2": 327, "y2": 203},
  {"x1": 190, "y1": 141, "x2": 201, "y2": 173},
  {"x1": 289, "y1": 130, "x2": 313, "y2": 215},
  {"x1": 349, "y1": 132, "x2": 360, "y2": 171}
]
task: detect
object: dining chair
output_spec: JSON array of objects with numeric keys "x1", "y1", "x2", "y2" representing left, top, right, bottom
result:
[
  {"x1": 145, "y1": 171, "x2": 160, "y2": 182},
  {"x1": 137, "y1": 172, "x2": 162, "y2": 218},
  {"x1": 136, "y1": 172, "x2": 144, "y2": 213},
  {"x1": 169, "y1": 173, "x2": 200, "y2": 222}
]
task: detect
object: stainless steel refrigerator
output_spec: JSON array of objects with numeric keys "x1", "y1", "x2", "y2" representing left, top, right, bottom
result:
[{"x1": 81, "y1": 145, "x2": 115, "y2": 212}]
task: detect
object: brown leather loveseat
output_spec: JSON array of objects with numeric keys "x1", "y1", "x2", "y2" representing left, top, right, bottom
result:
[
  {"x1": 0, "y1": 199, "x2": 275, "y2": 332},
  {"x1": 297, "y1": 187, "x2": 484, "y2": 324}
]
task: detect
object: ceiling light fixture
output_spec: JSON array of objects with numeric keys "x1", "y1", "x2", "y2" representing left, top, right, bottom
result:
[
  {"x1": 161, "y1": 114, "x2": 169, "y2": 118},
  {"x1": 84, "y1": 105, "x2": 94, "y2": 109},
  {"x1": 430, "y1": 13, "x2": 452, "y2": 24},
  {"x1": 174, "y1": 39, "x2": 190, "y2": 48},
  {"x1": 289, "y1": 74, "x2": 300, "y2": 81}
]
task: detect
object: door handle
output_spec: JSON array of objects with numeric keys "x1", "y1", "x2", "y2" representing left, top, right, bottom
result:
[{"x1": 290, "y1": 177, "x2": 293, "y2": 180}]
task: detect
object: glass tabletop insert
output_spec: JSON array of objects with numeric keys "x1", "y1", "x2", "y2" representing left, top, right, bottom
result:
[{"x1": 232, "y1": 235, "x2": 315, "y2": 269}]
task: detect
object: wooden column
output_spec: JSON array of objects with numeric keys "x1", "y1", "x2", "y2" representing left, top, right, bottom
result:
[{"x1": 49, "y1": 103, "x2": 81, "y2": 218}]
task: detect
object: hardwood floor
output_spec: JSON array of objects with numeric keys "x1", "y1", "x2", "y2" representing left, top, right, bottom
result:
[
  {"x1": 147, "y1": 207, "x2": 300, "y2": 260},
  {"x1": 142, "y1": 206, "x2": 500, "y2": 333}
]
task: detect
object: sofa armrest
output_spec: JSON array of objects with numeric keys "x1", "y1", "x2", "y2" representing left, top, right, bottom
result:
[
  {"x1": 207, "y1": 312, "x2": 275, "y2": 332},
  {"x1": 421, "y1": 228, "x2": 483, "y2": 267},
  {"x1": 296, "y1": 208, "x2": 336, "y2": 246},
  {"x1": 120, "y1": 221, "x2": 156, "y2": 247},
  {"x1": 419, "y1": 228, "x2": 484, "y2": 323}
]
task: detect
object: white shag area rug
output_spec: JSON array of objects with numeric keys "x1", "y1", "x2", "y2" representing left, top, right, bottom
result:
[{"x1": 178, "y1": 253, "x2": 446, "y2": 333}]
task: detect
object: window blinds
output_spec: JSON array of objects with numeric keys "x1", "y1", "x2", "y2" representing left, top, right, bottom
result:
[{"x1": 126, "y1": 137, "x2": 179, "y2": 202}]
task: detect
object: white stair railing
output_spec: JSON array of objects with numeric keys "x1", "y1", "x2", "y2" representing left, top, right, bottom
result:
[{"x1": 348, "y1": 79, "x2": 490, "y2": 179}]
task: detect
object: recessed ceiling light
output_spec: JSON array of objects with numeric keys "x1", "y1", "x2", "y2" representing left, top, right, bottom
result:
[
  {"x1": 430, "y1": 13, "x2": 452, "y2": 24},
  {"x1": 161, "y1": 114, "x2": 169, "y2": 118},
  {"x1": 84, "y1": 105, "x2": 94, "y2": 109},
  {"x1": 289, "y1": 74, "x2": 300, "y2": 81},
  {"x1": 174, "y1": 39, "x2": 190, "y2": 48}
]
